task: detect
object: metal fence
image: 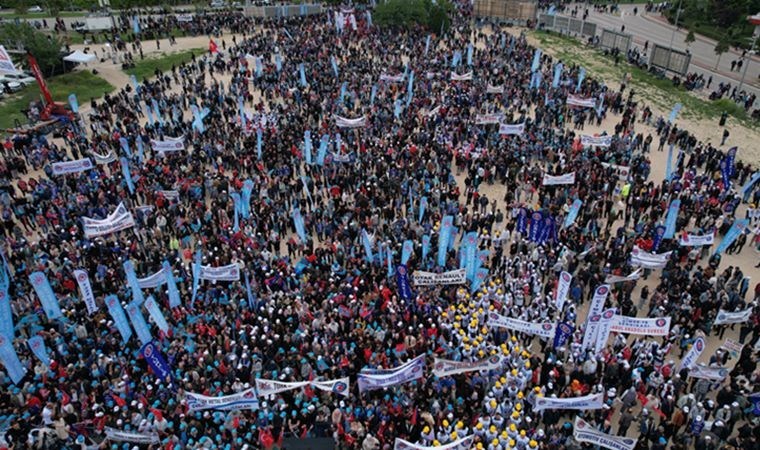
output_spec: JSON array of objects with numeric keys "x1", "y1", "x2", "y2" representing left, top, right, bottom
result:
[
  {"x1": 650, "y1": 44, "x2": 691, "y2": 75},
  {"x1": 538, "y1": 13, "x2": 597, "y2": 39},
  {"x1": 599, "y1": 28, "x2": 632, "y2": 53},
  {"x1": 244, "y1": 4, "x2": 322, "y2": 18}
]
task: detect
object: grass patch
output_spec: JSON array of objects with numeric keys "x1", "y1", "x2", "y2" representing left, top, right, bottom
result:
[
  {"x1": 530, "y1": 30, "x2": 756, "y2": 126},
  {"x1": 125, "y1": 48, "x2": 204, "y2": 81},
  {"x1": 0, "y1": 11, "x2": 85, "y2": 18},
  {"x1": 0, "y1": 70, "x2": 113, "y2": 130}
]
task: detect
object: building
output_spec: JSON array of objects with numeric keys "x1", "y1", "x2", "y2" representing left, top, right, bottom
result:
[{"x1": 473, "y1": 0, "x2": 537, "y2": 25}]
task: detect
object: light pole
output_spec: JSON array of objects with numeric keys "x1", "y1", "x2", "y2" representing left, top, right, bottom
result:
[
  {"x1": 738, "y1": 13, "x2": 760, "y2": 94},
  {"x1": 665, "y1": 0, "x2": 683, "y2": 73}
]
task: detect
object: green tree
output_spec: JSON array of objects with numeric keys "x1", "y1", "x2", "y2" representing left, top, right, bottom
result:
[
  {"x1": 685, "y1": 30, "x2": 695, "y2": 47},
  {"x1": 374, "y1": 0, "x2": 452, "y2": 32},
  {"x1": 714, "y1": 34, "x2": 730, "y2": 69},
  {"x1": 0, "y1": 23, "x2": 62, "y2": 76}
]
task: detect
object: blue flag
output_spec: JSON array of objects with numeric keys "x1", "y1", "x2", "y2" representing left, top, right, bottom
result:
[
  {"x1": 741, "y1": 171, "x2": 760, "y2": 199},
  {"x1": 421, "y1": 235, "x2": 431, "y2": 261},
  {"x1": 0, "y1": 286, "x2": 12, "y2": 340},
  {"x1": 151, "y1": 98, "x2": 163, "y2": 125},
  {"x1": 529, "y1": 210, "x2": 545, "y2": 242},
  {"x1": 0, "y1": 334, "x2": 25, "y2": 384},
  {"x1": 238, "y1": 96, "x2": 246, "y2": 129},
  {"x1": 361, "y1": 229, "x2": 374, "y2": 263},
  {"x1": 652, "y1": 225, "x2": 666, "y2": 252},
  {"x1": 244, "y1": 271, "x2": 256, "y2": 310},
  {"x1": 140, "y1": 341, "x2": 172, "y2": 382},
  {"x1": 68, "y1": 93, "x2": 79, "y2": 113},
  {"x1": 163, "y1": 261, "x2": 181, "y2": 309},
  {"x1": 130, "y1": 74, "x2": 140, "y2": 93},
  {"x1": 27, "y1": 335, "x2": 50, "y2": 366},
  {"x1": 394, "y1": 98, "x2": 403, "y2": 119},
  {"x1": 105, "y1": 295, "x2": 132, "y2": 343},
  {"x1": 120, "y1": 157, "x2": 135, "y2": 194},
  {"x1": 576, "y1": 67, "x2": 586, "y2": 92},
  {"x1": 304, "y1": 130, "x2": 312, "y2": 165},
  {"x1": 564, "y1": 199, "x2": 582, "y2": 228},
  {"x1": 275, "y1": 53, "x2": 282, "y2": 72},
  {"x1": 553, "y1": 322, "x2": 575, "y2": 348},
  {"x1": 255, "y1": 57, "x2": 263, "y2": 77},
  {"x1": 293, "y1": 208, "x2": 307, "y2": 243},
  {"x1": 401, "y1": 240, "x2": 414, "y2": 265},
  {"x1": 464, "y1": 232, "x2": 478, "y2": 281},
  {"x1": 552, "y1": 63, "x2": 563, "y2": 88},
  {"x1": 29, "y1": 272, "x2": 62, "y2": 320},
  {"x1": 395, "y1": 265, "x2": 413, "y2": 301},
  {"x1": 471, "y1": 268, "x2": 489, "y2": 294},
  {"x1": 669, "y1": 103, "x2": 683, "y2": 123},
  {"x1": 299, "y1": 63, "x2": 307, "y2": 87},
  {"x1": 317, "y1": 134, "x2": 328, "y2": 166},
  {"x1": 467, "y1": 43, "x2": 474, "y2": 66},
  {"x1": 425, "y1": 35, "x2": 431, "y2": 55},
  {"x1": 190, "y1": 250, "x2": 201, "y2": 307},
  {"x1": 340, "y1": 81, "x2": 348, "y2": 101},
  {"x1": 230, "y1": 192, "x2": 241, "y2": 232},
  {"x1": 136, "y1": 136, "x2": 145, "y2": 164},
  {"x1": 407, "y1": 71, "x2": 415, "y2": 105},
  {"x1": 438, "y1": 216, "x2": 453, "y2": 267},
  {"x1": 663, "y1": 199, "x2": 680, "y2": 239},
  {"x1": 714, "y1": 219, "x2": 749, "y2": 256},
  {"x1": 665, "y1": 144, "x2": 675, "y2": 180},
  {"x1": 386, "y1": 246, "x2": 393, "y2": 278},
  {"x1": 126, "y1": 301, "x2": 152, "y2": 345},
  {"x1": 451, "y1": 50, "x2": 462, "y2": 68},
  {"x1": 370, "y1": 84, "x2": 377, "y2": 107},
  {"x1": 331, "y1": 57, "x2": 339, "y2": 77},
  {"x1": 531, "y1": 48, "x2": 542, "y2": 72},
  {"x1": 722, "y1": 147, "x2": 737, "y2": 191},
  {"x1": 418, "y1": 196, "x2": 428, "y2": 223},
  {"x1": 256, "y1": 128, "x2": 263, "y2": 160},
  {"x1": 123, "y1": 260, "x2": 145, "y2": 306},
  {"x1": 366, "y1": 10, "x2": 372, "y2": 26},
  {"x1": 132, "y1": 15, "x2": 140, "y2": 34},
  {"x1": 144, "y1": 295, "x2": 169, "y2": 334},
  {"x1": 119, "y1": 137, "x2": 132, "y2": 157}
]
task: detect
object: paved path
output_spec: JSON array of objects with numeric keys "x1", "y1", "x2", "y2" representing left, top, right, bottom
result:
[{"x1": 565, "y1": 3, "x2": 759, "y2": 99}]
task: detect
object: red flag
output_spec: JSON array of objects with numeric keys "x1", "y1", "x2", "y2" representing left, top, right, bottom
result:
[
  {"x1": 150, "y1": 408, "x2": 164, "y2": 422},
  {"x1": 209, "y1": 39, "x2": 218, "y2": 54},
  {"x1": 111, "y1": 393, "x2": 126, "y2": 408}
]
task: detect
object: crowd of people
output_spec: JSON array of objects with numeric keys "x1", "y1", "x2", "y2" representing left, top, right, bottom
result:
[{"x1": 0, "y1": 2, "x2": 759, "y2": 450}]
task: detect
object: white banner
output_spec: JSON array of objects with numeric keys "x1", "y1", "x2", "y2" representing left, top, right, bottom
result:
[
  {"x1": 0, "y1": 46, "x2": 18, "y2": 74},
  {"x1": 175, "y1": 13, "x2": 193, "y2": 22},
  {"x1": 357, "y1": 354, "x2": 425, "y2": 392},
  {"x1": 555, "y1": 271, "x2": 572, "y2": 311},
  {"x1": 450, "y1": 71, "x2": 473, "y2": 81},
  {"x1": 151, "y1": 136, "x2": 185, "y2": 153},
  {"x1": 432, "y1": 356, "x2": 502, "y2": 377},
  {"x1": 104, "y1": 427, "x2": 159, "y2": 444},
  {"x1": 594, "y1": 308, "x2": 617, "y2": 356},
  {"x1": 486, "y1": 84, "x2": 504, "y2": 94},
  {"x1": 394, "y1": 436, "x2": 474, "y2": 450},
  {"x1": 334, "y1": 115, "x2": 367, "y2": 128},
  {"x1": 487, "y1": 312, "x2": 556, "y2": 338},
  {"x1": 198, "y1": 264, "x2": 240, "y2": 281},
  {"x1": 379, "y1": 73, "x2": 405, "y2": 82},
  {"x1": 498, "y1": 122, "x2": 525, "y2": 136},
  {"x1": 678, "y1": 233, "x2": 715, "y2": 247},
  {"x1": 91, "y1": 150, "x2": 117, "y2": 164},
  {"x1": 412, "y1": 269, "x2": 466, "y2": 286},
  {"x1": 566, "y1": 95, "x2": 596, "y2": 108},
  {"x1": 255, "y1": 379, "x2": 310, "y2": 397},
  {"x1": 533, "y1": 392, "x2": 604, "y2": 412},
  {"x1": 630, "y1": 246, "x2": 672, "y2": 269},
  {"x1": 52, "y1": 158, "x2": 93, "y2": 176},
  {"x1": 714, "y1": 308, "x2": 753, "y2": 325},
  {"x1": 73, "y1": 269, "x2": 97, "y2": 315},
  {"x1": 573, "y1": 417, "x2": 637, "y2": 450},
  {"x1": 679, "y1": 336, "x2": 705, "y2": 372},
  {"x1": 82, "y1": 204, "x2": 136, "y2": 238},
  {"x1": 720, "y1": 338, "x2": 744, "y2": 358},
  {"x1": 311, "y1": 377, "x2": 350, "y2": 397},
  {"x1": 158, "y1": 190, "x2": 180, "y2": 201},
  {"x1": 474, "y1": 113, "x2": 504, "y2": 125},
  {"x1": 600, "y1": 162, "x2": 631, "y2": 180},
  {"x1": 581, "y1": 135, "x2": 612, "y2": 147},
  {"x1": 137, "y1": 268, "x2": 167, "y2": 289},
  {"x1": 688, "y1": 364, "x2": 729, "y2": 381},
  {"x1": 542, "y1": 172, "x2": 576, "y2": 185},
  {"x1": 610, "y1": 315, "x2": 671, "y2": 336},
  {"x1": 582, "y1": 285, "x2": 611, "y2": 351},
  {"x1": 185, "y1": 389, "x2": 259, "y2": 412},
  {"x1": 604, "y1": 269, "x2": 641, "y2": 284}
]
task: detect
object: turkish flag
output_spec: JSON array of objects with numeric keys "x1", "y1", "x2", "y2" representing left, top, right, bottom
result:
[{"x1": 209, "y1": 39, "x2": 218, "y2": 54}]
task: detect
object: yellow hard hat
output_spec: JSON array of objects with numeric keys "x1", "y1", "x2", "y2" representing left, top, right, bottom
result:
[
  {"x1": 433, "y1": 440, "x2": 441, "y2": 447},
  {"x1": 443, "y1": 420, "x2": 449, "y2": 427},
  {"x1": 492, "y1": 439, "x2": 499, "y2": 446},
  {"x1": 423, "y1": 426, "x2": 430, "y2": 433},
  {"x1": 510, "y1": 336, "x2": 517, "y2": 342},
  {"x1": 520, "y1": 430, "x2": 526, "y2": 437},
  {"x1": 476, "y1": 423, "x2": 483, "y2": 430},
  {"x1": 529, "y1": 440, "x2": 537, "y2": 448},
  {"x1": 515, "y1": 403, "x2": 522, "y2": 411},
  {"x1": 511, "y1": 369, "x2": 518, "y2": 376},
  {"x1": 509, "y1": 424, "x2": 516, "y2": 432},
  {"x1": 511, "y1": 411, "x2": 519, "y2": 419},
  {"x1": 490, "y1": 400, "x2": 497, "y2": 408},
  {"x1": 525, "y1": 361, "x2": 531, "y2": 369},
  {"x1": 500, "y1": 377, "x2": 507, "y2": 384},
  {"x1": 517, "y1": 391, "x2": 524, "y2": 399},
  {"x1": 501, "y1": 430, "x2": 508, "y2": 438},
  {"x1": 495, "y1": 381, "x2": 502, "y2": 388},
  {"x1": 450, "y1": 432, "x2": 458, "y2": 440},
  {"x1": 456, "y1": 421, "x2": 464, "y2": 429},
  {"x1": 490, "y1": 425, "x2": 497, "y2": 432},
  {"x1": 476, "y1": 444, "x2": 483, "y2": 450}
]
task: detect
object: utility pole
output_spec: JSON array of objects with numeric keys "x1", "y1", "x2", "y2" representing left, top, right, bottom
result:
[
  {"x1": 665, "y1": 0, "x2": 683, "y2": 73},
  {"x1": 738, "y1": 14, "x2": 760, "y2": 94}
]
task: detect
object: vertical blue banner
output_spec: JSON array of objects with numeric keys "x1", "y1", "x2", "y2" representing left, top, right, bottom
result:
[
  {"x1": 244, "y1": 271, "x2": 256, "y2": 310},
  {"x1": 669, "y1": 103, "x2": 682, "y2": 123},
  {"x1": 576, "y1": 67, "x2": 586, "y2": 92},
  {"x1": 255, "y1": 57, "x2": 263, "y2": 77},
  {"x1": 741, "y1": 171, "x2": 760, "y2": 199},
  {"x1": 238, "y1": 96, "x2": 246, "y2": 129},
  {"x1": 304, "y1": 130, "x2": 312, "y2": 165},
  {"x1": 331, "y1": 57, "x2": 339, "y2": 77},
  {"x1": 68, "y1": 93, "x2": 79, "y2": 113},
  {"x1": 529, "y1": 211, "x2": 545, "y2": 242},
  {"x1": 714, "y1": 219, "x2": 749, "y2": 256},
  {"x1": 406, "y1": 71, "x2": 415, "y2": 105},
  {"x1": 293, "y1": 208, "x2": 307, "y2": 243},
  {"x1": 464, "y1": 232, "x2": 478, "y2": 281},
  {"x1": 140, "y1": 341, "x2": 172, "y2": 382},
  {"x1": 471, "y1": 268, "x2": 489, "y2": 294},
  {"x1": 275, "y1": 53, "x2": 282, "y2": 72},
  {"x1": 123, "y1": 260, "x2": 145, "y2": 306},
  {"x1": 552, "y1": 63, "x2": 563, "y2": 88},
  {"x1": 132, "y1": 15, "x2": 140, "y2": 34},
  {"x1": 366, "y1": 10, "x2": 372, "y2": 26},
  {"x1": 105, "y1": 295, "x2": 132, "y2": 344},
  {"x1": 370, "y1": 84, "x2": 377, "y2": 107},
  {"x1": 119, "y1": 137, "x2": 132, "y2": 157},
  {"x1": 136, "y1": 136, "x2": 145, "y2": 164},
  {"x1": 553, "y1": 322, "x2": 575, "y2": 349},
  {"x1": 29, "y1": 272, "x2": 62, "y2": 320},
  {"x1": 230, "y1": 192, "x2": 241, "y2": 232},
  {"x1": 652, "y1": 225, "x2": 666, "y2": 252},
  {"x1": 299, "y1": 63, "x2": 307, "y2": 87},
  {"x1": 120, "y1": 157, "x2": 135, "y2": 194},
  {"x1": 451, "y1": 50, "x2": 462, "y2": 68},
  {"x1": 241, "y1": 180, "x2": 254, "y2": 219},
  {"x1": 27, "y1": 335, "x2": 50, "y2": 366},
  {"x1": 386, "y1": 246, "x2": 393, "y2": 278},
  {"x1": 722, "y1": 147, "x2": 737, "y2": 191},
  {"x1": 395, "y1": 265, "x2": 413, "y2": 301},
  {"x1": 340, "y1": 82, "x2": 348, "y2": 101},
  {"x1": 126, "y1": 301, "x2": 152, "y2": 345},
  {"x1": 144, "y1": 296, "x2": 169, "y2": 334},
  {"x1": 163, "y1": 261, "x2": 181, "y2": 309},
  {"x1": 130, "y1": 74, "x2": 140, "y2": 93},
  {"x1": 190, "y1": 250, "x2": 201, "y2": 307},
  {"x1": 401, "y1": 240, "x2": 414, "y2": 265},
  {"x1": 531, "y1": 49, "x2": 542, "y2": 72},
  {"x1": 421, "y1": 235, "x2": 430, "y2": 261},
  {"x1": 151, "y1": 98, "x2": 163, "y2": 125},
  {"x1": 0, "y1": 334, "x2": 25, "y2": 384},
  {"x1": 256, "y1": 128, "x2": 263, "y2": 160},
  {"x1": 437, "y1": 216, "x2": 453, "y2": 267},
  {"x1": 0, "y1": 286, "x2": 13, "y2": 340},
  {"x1": 361, "y1": 229, "x2": 374, "y2": 263},
  {"x1": 425, "y1": 35, "x2": 431, "y2": 56},
  {"x1": 665, "y1": 144, "x2": 674, "y2": 179},
  {"x1": 467, "y1": 43, "x2": 473, "y2": 66},
  {"x1": 317, "y1": 134, "x2": 328, "y2": 166},
  {"x1": 663, "y1": 199, "x2": 680, "y2": 239},
  {"x1": 564, "y1": 199, "x2": 583, "y2": 228},
  {"x1": 394, "y1": 98, "x2": 402, "y2": 119},
  {"x1": 418, "y1": 196, "x2": 428, "y2": 223}
]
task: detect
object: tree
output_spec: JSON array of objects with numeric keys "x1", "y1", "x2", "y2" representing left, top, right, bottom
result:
[
  {"x1": 714, "y1": 35, "x2": 730, "y2": 69},
  {"x1": 0, "y1": 23, "x2": 62, "y2": 76},
  {"x1": 685, "y1": 30, "x2": 695, "y2": 48},
  {"x1": 374, "y1": 0, "x2": 452, "y2": 32}
]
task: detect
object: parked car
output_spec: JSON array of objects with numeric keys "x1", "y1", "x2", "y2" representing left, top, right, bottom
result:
[
  {"x1": 0, "y1": 72, "x2": 35, "y2": 87},
  {"x1": 0, "y1": 79, "x2": 22, "y2": 93},
  {"x1": 27, "y1": 5, "x2": 43, "y2": 12},
  {"x1": 210, "y1": 0, "x2": 225, "y2": 7}
]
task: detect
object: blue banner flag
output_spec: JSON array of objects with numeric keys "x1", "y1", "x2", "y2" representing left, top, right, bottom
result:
[
  {"x1": 366, "y1": 10, "x2": 372, "y2": 26},
  {"x1": 293, "y1": 208, "x2": 307, "y2": 243},
  {"x1": 564, "y1": 199, "x2": 582, "y2": 228},
  {"x1": 395, "y1": 265, "x2": 413, "y2": 301},
  {"x1": 663, "y1": 199, "x2": 680, "y2": 239},
  {"x1": 669, "y1": 102, "x2": 683, "y2": 123},
  {"x1": 132, "y1": 15, "x2": 140, "y2": 34},
  {"x1": 437, "y1": 216, "x2": 453, "y2": 267},
  {"x1": 370, "y1": 84, "x2": 377, "y2": 107},
  {"x1": 190, "y1": 250, "x2": 201, "y2": 307},
  {"x1": 422, "y1": 235, "x2": 431, "y2": 261},
  {"x1": 124, "y1": 260, "x2": 145, "y2": 306},
  {"x1": 722, "y1": 147, "x2": 737, "y2": 190},
  {"x1": 299, "y1": 63, "x2": 307, "y2": 87},
  {"x1": 576, "y1": 67, "x2": 586, "y2": 92},
  {"x1": 230, "y1": 192, "x2": 241, "y2": 232},
  {"x1": 105, "y1": 295, "x2": 132, "y2": 344},
  {"x1": 303, "y1": 130, "x2": 313, "y2": 165},
  {"x1": 652, "y1": 225, "x2": 666, "y2": 252},
  {"x1": 317, "y1": 134, "x2": 329, "y2": 166},
  {"x1": 190, "y1": 104, "x2": 209, "y2": 133},
  {"x1": 394, "y1": 98, "x2": 403, "y2": 119},
  {"x1": 464, "y1": 232, "x2": 478, "y2": 280},
  {"x1": 68, "y1": 93, "x2": 79, "y2": 113},
  {"x1": 401, "y1": 240, "x2": 414, "y2": 265},
  {"x1": 162, "y1": 261, "x2": 181, "y2": 309},
  {"x1": 386, "y1": 246, "x2": 393, "y2": 278},
  {"x1": 741, "y1": 171, "x2": 760, "y2": 200},
  {"x1": 538, "y1": 215, "x2": 556, "y2": 244},
  {"x1": 27, "y1": 335, "x2": 50, "y2": 366},
  {"x1": 531, "y1": 48, "x2": 542, "y2": 72},
  {"x1": 425, "y1": 35, "x2": 431, "y2": 55},
  {"x1": 255, "y1": 57, "x2": 263, "y2": 77},
  {"x1": 130, "y1": 74, "x2": 140, "y2": 93},
  {"x1": 467, "y1": 43, "x2": 474, "y2": 66},
  {"x1": 29, "y1": 272, "x2": 62, "y2": 320},
  {"x1": 120, "y1": 157, "x2": 135, "y2": 194},
  {"x1": 418, "y1": 196, "x2": 428, "y2": 223},
  {"x1": 0, "y1": 334, "x2": 25, "y2": 384},
  {"x1": 119, "y1": 137, "x2": 132, "y2": 157},
  {"x1": 451, "y1": 50, "x2": 462, "y2": 68},
  {"x1": 244, "y1": 271, "x2": 256, "y2": 310},
  {"x1": 256, "y1": 128, "x2": 262, "y2": 160},
  {"x1": 144, "y1": 296, "x2": 169, "y2": 334},
  {"x1": 552, "y1": 63, "x2": 563, "y2": 88},
  {"x1": 151, "y1": 98, "x2": 163, "y2": 125},
  {"x1": 238, "y1": 96, "x2": 246, "y2": 129},
  {"x1": 340, "y1": 82, "x2": 348, "y2": 101},
  {"x1": 361, "y1": 229, "x2": 374, "y2": 263},
  {"x1": 407, "y1": 70, "x2": 415, "y2": 105},
  {"x1": 241, "y1": 180, "x2": 254, "y2": 219},
  {"x1": 275, "y1": 53, "x2": 282, "y2": 72},
  {"x1": 126, "y1": 301, "x2": 152, "y2": 345},
  {"x1": 665, "y1": 144, "x2": 675, "y2": 179},
  {"x1": 471, "y1": 268, "x2": 489, "y2": 294},
  {"x1": 136, "y1": 136, "x2": 145, "y2": 163},
  {"x1": 0, "y1": 286, "x2": 12, "y2": 340},
  {"x1": 140, "y1": 341, "x2": 172, "y2": 382},
  {"x1": 529, "y1": 210, "x2": 545, "y2": 242},
  {"x1": 553, "y1": 322, "x2": 575, "y2": 349},
  {"x1": 714, "y1": 219, "x2": 749, "y2": 256},
  {"x1": 331, "y1": 57, "x2": 339, "y2": 77}
]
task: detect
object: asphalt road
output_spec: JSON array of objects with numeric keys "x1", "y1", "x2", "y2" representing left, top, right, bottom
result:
[{"x1": 570, "y1": 3, "x2": 760, "y2": 99}]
